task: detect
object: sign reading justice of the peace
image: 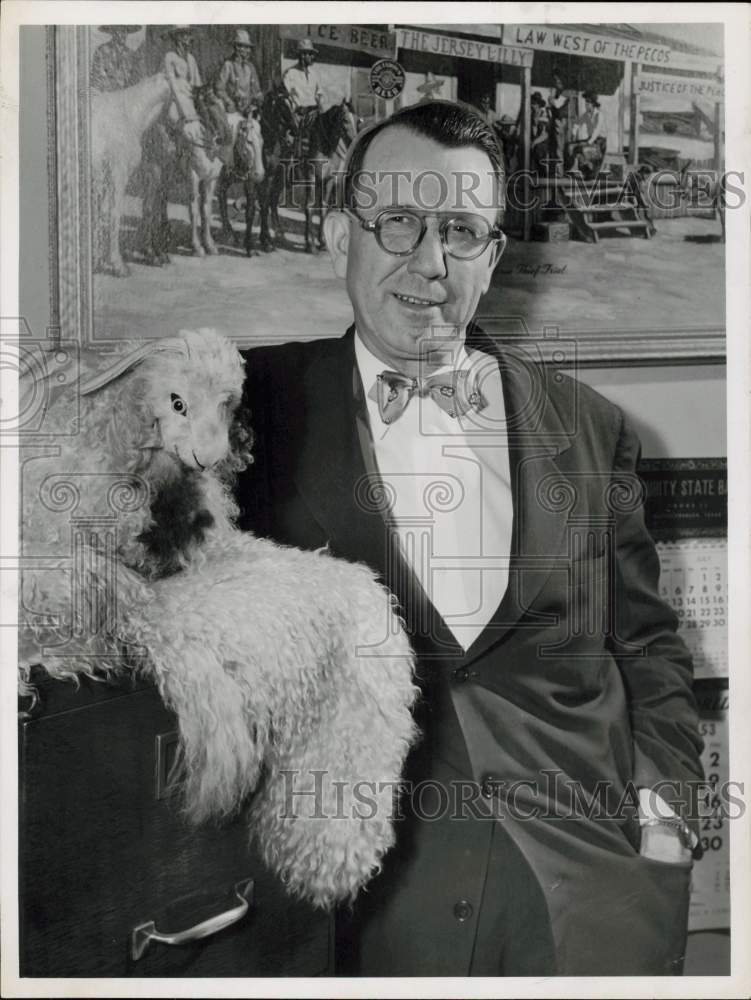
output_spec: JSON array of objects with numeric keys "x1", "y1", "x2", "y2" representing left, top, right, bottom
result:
[
  {"x1": 396, "y1": 27, "x2": 533, "y2": 67},
  {"x1": 639, "y1": 72, "x2": 724, "y2": 102},
  {"x1": 369, "y1": 60, "x2": 406, "y2": 100},
  {"x1": 506, "y1": 24, "x2": 720, "y2": 73},
  {"x1": 280, "y1": 24, "x2": 395, "y2": 59}
]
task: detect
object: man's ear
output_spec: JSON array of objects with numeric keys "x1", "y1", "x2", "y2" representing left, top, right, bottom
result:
[{"x1": 323, "y1": 210, "x2": 350, "y2": 278}]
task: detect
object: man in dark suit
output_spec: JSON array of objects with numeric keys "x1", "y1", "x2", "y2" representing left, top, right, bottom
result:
[{"x1": 237, "y1": 101, "x2": 704, "y2": 976}]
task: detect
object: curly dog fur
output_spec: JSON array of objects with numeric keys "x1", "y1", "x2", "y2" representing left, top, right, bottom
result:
[{"x1": 20, "y1": 328, "x2": 418, "y2": 908}]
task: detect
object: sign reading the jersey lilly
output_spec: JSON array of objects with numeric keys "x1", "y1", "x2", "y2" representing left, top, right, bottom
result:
[{"x1": 370, "y1": 59, "x2": 406, "y2": 99}]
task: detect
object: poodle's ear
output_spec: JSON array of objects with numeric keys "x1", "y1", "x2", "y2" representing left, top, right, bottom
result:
[
  {"x1": 215, "y1": 401, "x2": 255, "y2": 480},
  {"x1": 78, "y1": 339, "x2": 189, "y2": 396}
]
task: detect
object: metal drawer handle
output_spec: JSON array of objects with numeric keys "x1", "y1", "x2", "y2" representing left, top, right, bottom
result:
[{"x1": 131, "y1": 878, "x2": 254, "y2": 961}]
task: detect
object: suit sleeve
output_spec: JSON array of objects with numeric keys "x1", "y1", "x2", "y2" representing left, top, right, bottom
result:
[{"x1": 606, "y1": 411, "x2": 705, "y2": 826}]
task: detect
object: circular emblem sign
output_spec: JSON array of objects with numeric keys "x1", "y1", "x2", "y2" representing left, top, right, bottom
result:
[{"x1": 370, "y1": 59, "x2": 406, "y2": 100}]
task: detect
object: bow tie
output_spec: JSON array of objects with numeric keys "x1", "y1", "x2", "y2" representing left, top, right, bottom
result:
[{"x1": 370, "y1": 369, "x2": 487, "y2": 424}]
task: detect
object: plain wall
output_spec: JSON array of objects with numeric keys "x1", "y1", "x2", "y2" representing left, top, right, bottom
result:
[{"x1": 577, "y1": 364, "x2": 727, "y2": 457}]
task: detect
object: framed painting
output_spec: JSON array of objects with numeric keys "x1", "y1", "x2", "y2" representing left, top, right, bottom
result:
[{"x1": 46, "y1": 21, "x2": 726, "y2": 363}]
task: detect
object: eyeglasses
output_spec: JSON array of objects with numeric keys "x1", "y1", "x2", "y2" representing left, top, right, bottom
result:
[{"x1": 343, "y1": 207, "x2": 505, "y2": 261}]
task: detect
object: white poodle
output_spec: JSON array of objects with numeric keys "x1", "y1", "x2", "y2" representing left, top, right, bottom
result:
[{"x1": 20, "y1": 329, "x2": 419, "y2": 908}]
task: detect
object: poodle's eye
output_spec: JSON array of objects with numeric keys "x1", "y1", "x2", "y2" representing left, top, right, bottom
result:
[{"x1": 171, "y1": 393, "x2": 187, "y2": 415}]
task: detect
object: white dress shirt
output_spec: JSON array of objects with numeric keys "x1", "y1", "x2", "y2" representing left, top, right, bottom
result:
[{"x1": 355, "y1": 333, "x2": 513, "y2": 651}]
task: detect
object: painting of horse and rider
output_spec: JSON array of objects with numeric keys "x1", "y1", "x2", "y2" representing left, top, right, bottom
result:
[{"x1": 89, "y1": 24, "x2": 360, "y2": 279}]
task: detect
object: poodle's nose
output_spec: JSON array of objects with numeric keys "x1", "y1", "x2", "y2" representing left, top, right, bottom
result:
[{"x1": 192, "y1": 427, "x2": 230, "y2": 469}]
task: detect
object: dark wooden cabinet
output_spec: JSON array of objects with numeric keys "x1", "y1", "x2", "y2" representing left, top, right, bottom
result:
[{"x1": 19, "y1": 672, "x2": 333, "y2": 977}]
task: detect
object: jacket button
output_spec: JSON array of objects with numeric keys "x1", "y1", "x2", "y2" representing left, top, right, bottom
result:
[
  {"x1": 453, "y1": 899, "x2": 473, "y2": 922},
  {"x1": 452, "y1": 666, "x2": 470, "y2": 683},
  {"x1": 481, "y1": 775, "x2": 499, "y2": 798}
]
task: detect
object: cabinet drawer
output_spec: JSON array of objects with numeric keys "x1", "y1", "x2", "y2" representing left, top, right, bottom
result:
[{"x1": 19, "y1": 682, "x2": 332, "y2": 977}]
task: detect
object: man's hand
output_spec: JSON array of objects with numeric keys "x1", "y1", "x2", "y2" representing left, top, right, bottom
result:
[
  {"x1": 639, "y1": 822, "x2": 693, "y2": 864},
  {"x1": 638, "y1": 787, "x2": 693, "y2": 863}
]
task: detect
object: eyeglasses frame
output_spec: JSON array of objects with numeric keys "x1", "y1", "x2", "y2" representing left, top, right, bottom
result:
[{"x1": 342, "y1": 206, "x2": 506, "y2": 261}]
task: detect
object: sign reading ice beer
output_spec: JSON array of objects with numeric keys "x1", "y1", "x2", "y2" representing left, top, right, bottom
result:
[{"x1": 280, "y1": 24, "x2": 396, "y2": 59}]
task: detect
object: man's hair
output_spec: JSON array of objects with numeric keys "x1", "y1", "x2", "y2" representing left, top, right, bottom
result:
[{"x1": 340, "y1": 100, "x2": 505, "y2": 218}]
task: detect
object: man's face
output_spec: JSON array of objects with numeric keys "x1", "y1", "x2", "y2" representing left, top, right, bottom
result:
[
  {"x1": 339, "y1": 127, "x2": 501, "y2": 372},
  {"x1": 236, "y1": 44, "x2": 251, "y2": 63},
  {"x1": 302, "y1": 51, "x2": 315, "y2": 67}
]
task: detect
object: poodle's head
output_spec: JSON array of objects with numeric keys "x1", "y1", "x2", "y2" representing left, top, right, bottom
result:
[{"x1": 80, "y1": 329, "x2": 252, "y2": 480}]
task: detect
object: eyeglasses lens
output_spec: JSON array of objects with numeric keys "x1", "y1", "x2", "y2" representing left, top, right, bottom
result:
[
  {"x1": 376, "y1": 211, "x2": 492, "y2": 259},
  {"x1": 446, "y1": 218, "x2": 491, "y2": 257},
  {"x1": 378, "y1": 213, "x2": 424, "y2": 253}
]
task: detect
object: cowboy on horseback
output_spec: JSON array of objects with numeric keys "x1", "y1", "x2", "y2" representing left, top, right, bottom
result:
[
  {"x1": 215, "y1": 28, "x2": 263, "y2": 117},
  {"x1": 283, "y1": 38, "x2": 324, "y2": 158},
  {"x1": 283, "y1": 38, "x2": 324, "y2": 112},
  {"x1": 163, "y1": 25, "x2": 203, "y2": 145}
]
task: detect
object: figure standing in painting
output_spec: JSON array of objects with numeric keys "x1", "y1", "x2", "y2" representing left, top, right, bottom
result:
[
  {"x1": 530, "y1": 91, "x2": 551, "y2": 174},
  {"x1": 477, "y1": 93, "x2": 499, "y2": 129},
  {"x1": 215, "y1": 28, "x2": 263, "y2": 117},
  {"x1": 547, "y1": 69, "x2": 572, "y2": 171},
  {"x1": 90, "y1": 25, "x2": 143, "y2": 92},
  {"x1": 566, "y1": 90, "x2": 608, "y2": 177}
]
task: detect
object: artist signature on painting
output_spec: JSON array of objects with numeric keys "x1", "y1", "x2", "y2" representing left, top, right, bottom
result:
[{"x1": 497, "y1": 263, "x2": 568, "y2": 277}]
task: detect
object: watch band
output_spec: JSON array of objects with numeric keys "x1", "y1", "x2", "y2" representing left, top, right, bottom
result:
[{"x1": 641, "y1": 816, "x2": 699, "y2": 857}]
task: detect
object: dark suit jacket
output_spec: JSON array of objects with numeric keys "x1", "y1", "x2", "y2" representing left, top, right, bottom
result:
[{"x1": 237, "y1": 326, "x2": 704, "y2": 976}]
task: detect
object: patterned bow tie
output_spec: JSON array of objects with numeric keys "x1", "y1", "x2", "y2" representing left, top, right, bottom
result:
[{"x1": 370, "y1": 369, "x2": 487, "y2": 424}]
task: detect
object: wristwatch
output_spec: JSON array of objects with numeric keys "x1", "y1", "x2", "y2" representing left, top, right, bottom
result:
[{"x1": 641, "y1": 816, "x2": 702, "y2": 859}]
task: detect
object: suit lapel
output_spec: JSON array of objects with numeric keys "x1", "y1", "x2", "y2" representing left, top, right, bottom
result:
[
  {"x1": 293, "y1": 329, "x2": 389, "y2": 580},
  {"x1": 353, "y1": 406, "x2": 465, "y2": 661},
  {"x1": 293, "y1": 328, "x2": 463, "y2": 658},
  {"x1": 461, "y1": 328, "x2": 575, "y2": 666}
]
